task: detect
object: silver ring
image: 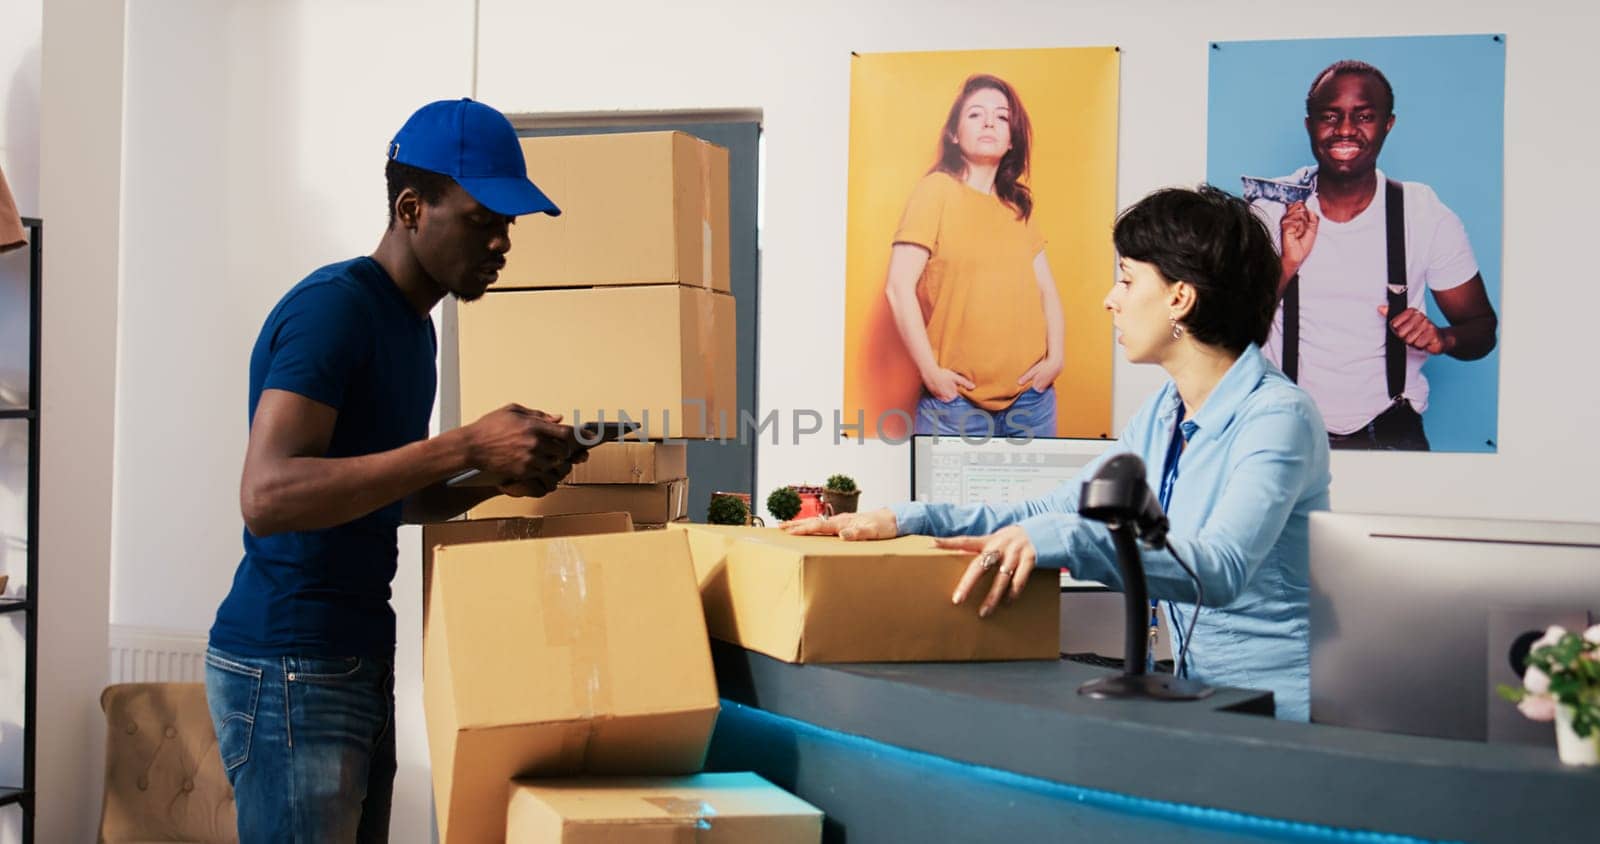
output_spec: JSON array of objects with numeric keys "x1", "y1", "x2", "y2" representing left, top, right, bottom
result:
[
  {"x1": 998, "y1": 566, "x2": 1016, "y2": 577},
  {"x1": 977, "y1": 551, "x2": 1000, "y2": 571}
]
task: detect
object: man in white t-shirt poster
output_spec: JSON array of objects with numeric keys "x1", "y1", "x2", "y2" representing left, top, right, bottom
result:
[{"x1": 1253, "y1": 60, "x2": 1499, "y2": 450}]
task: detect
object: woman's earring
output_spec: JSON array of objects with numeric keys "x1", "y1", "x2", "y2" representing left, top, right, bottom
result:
[{"x1": 1170, "y1": 318, "x2": 1185, "y2": 340}]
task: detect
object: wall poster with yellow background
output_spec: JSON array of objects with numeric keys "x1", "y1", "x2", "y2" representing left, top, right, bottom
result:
[{"x1": 843, "y1": 47, "x2": 1119, "y2": 441}]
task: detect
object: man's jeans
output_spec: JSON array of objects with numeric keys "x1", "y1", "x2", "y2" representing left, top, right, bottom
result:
[
  {"x1": 205, "y1": 646, "x2": 396, "y2": 843},
  {"x1": 1328, "y1": 399, "x2": 1431, "y2": 451},
  {"x1": 915, "y1": 385, "x2": 1058, "y2": 439}
]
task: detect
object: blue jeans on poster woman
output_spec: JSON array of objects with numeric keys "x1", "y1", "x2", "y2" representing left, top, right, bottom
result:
[
  {"x1": 204, "y1": 646, "x2": 396, "y2": 843},
  {"x1": 914, "y1": 385, "x2": 1058, "y2": 439}
]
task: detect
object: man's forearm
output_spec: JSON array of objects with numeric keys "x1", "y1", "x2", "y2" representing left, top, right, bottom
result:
[
  {"x1": 1277, "y1": 265, "x2": 1299, "y2": 301},
  {"x1": 402, "y1": 482, "x2": 501, "y2": 524},
  {"x1": 244, "y1": 431, "x2": 470, "y2": 536},
  {"x1": 1442, "y1": 315, "x2": 1498, "y2": 361}
]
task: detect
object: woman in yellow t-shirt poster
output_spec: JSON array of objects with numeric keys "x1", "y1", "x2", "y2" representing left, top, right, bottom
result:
[{"x1": 884, "y1": 73, "x2": 1066, "y2": 438}]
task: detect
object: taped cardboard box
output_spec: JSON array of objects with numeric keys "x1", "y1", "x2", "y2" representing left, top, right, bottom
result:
[
  {"x1": 502, "y1": 131, "x2": 730, "y2": 291},
  {"x1": 459, "y1": 285, "x2": 735, "y2": 440},
  {"x1": 566, "y1": 442, "x2": 688, "y2": 485},
  {"x1": 471, "y1": 479, "x2": 688, "y2": 524},
  {"x1": 420, "y1": 513, "x2": 633, "y2": 639},
  {"x1": 424, "y1": 530, "x2": 719, "y2": 843},
  {"x1": 675, "y1": 524, "x2": 1059, "y2": 663},
  {"x1": 507, "y1": 773, "x2": 822, "y2": 843}
]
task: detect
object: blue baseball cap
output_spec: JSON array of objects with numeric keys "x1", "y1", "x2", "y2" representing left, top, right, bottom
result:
[{"x1": 387, "y1": 98, "x2": 560, "y2": 217}]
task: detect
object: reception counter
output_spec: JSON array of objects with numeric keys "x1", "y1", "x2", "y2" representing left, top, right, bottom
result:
[{"x1": 702, "y1": 642, "x2": 1592, "y2": 843}]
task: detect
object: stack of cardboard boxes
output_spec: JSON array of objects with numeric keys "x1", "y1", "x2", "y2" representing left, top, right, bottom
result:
[
  {"x1": 422, "y1": 527, "x2": 824, "y2": 842},
  {"x1": 457, "y1": 130, "x2": 737, "y2": 529}
]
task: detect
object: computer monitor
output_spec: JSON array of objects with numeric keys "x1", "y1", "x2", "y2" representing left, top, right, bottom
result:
[
  {"x1": 910, "y1": 435, "x2": 1115, "y2": 591},
  {"x1": 1309, "y1": 511, "x2": 1600, "y2": 745},
  {"x1": 910, "y1": 435, "x2": 1113, "y2": 506}
]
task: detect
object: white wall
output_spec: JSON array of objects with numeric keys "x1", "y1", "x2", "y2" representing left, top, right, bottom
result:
[
  {"x1": 38, "y1": 0, "x2": 122, "y2": 839},
  {"x1": 101, "y1": 0, "x2": 1598, "y2": 841},
  {"x1": 114, "y1": 1, "x2": 476, "y2": 839},
  {"x1": 475, "y1": 0, "x2": 1600, "y2": 523},
  {"x1": 0, "y1": 2, "x2": 42, "y2": 839}
]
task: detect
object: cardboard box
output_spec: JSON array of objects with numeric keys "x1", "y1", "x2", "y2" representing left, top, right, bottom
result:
[
  {"x1": 420, "y1": 513, "x2": 634, "y2": 638},
  {"x1": 502, "y1": 131, "x2": 730, "y2": 291},
  {"x1": 566, "y1": 442, "x2": 688, "y2": 485},
  {"x1": 507, "y1": 773, "x2": 823, "y2": 843},
  {"x1": 459, "y1": 285, "x2": 735, "y2": 440},
  {"x1": 424, "y1": 530, "x2": 719, "y2": 843},
  {"x1": 471, "y1": 480, "x2": 688, "y2": 524},
  {"x1": 676, "y1": 524, "x2": 1060, "y2": 663}
]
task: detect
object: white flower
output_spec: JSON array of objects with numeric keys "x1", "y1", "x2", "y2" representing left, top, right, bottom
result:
[
  {"x1": 1533, "y1": 625, "x2": 1567, "y2": 652},
  {"x1": 1518, "y1": 694, "x2": 1557, "y2": 722},
  {"x1": 1584, "y1": 624, "x2": 1600, "y2": 646},
  {"x1": 1524, "y1": 665, "x2": 1551, "y2": 695}
]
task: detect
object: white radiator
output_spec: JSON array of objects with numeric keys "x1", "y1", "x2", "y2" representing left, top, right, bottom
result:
[{"x1": 107, "y1": 625, "x2": 209, "y2": 684}]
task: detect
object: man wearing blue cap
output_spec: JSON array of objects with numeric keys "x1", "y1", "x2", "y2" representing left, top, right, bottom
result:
[{"x1": 205, "y1": 98, "x2": 572, "y2": 842}]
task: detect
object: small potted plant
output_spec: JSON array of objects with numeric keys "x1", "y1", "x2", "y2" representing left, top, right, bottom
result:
[
  {"x1": 823, "y1": 474, "x2": 860, "y2": 515},
  {"x1": 707, "y1": 493, "x2": 752, "y2": 526},
  {"x1": 766, "y1": 486, "x2": 803, "y2": 522},
  {"x1": 1498, "y1": 624, "x2": 1600, "y2": 765}
]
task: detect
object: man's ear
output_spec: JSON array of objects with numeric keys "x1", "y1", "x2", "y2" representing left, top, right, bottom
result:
[{"x1": 394, "y1": 188, "x2": 422, "y2": 231}]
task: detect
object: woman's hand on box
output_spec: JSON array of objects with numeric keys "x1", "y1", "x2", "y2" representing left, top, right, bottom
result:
[
  {"x1": 780, "y1": 508, "x2": 897, "y2": 540},
  {"x1": 938, "y1": 526, "x2": 1038, "y2": 618}
]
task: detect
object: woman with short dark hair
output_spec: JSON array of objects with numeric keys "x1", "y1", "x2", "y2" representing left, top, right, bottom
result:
[{"x1": 792, "y1": 185, "x2": 1331, "y2": 721}]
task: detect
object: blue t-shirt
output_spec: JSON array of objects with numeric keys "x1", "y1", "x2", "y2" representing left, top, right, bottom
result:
[{"x1": 210, "y1": 257, "x2": 437, "y2": 658}]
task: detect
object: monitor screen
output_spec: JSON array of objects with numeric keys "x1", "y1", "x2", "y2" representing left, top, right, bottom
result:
[
  {"x1": 910, "y1": 435, "x2": 1115, "y2": 590},
  {"x1": 1310, "y1": 511, "x2": 1600, "y2": 745},
  {"x1": 911, "y1": 435, "x2": 1114, "y2": 506}
]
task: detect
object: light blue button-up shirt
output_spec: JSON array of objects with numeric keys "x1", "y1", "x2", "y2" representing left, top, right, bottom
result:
[{"x1": 892, "y1": 344, "x2": 1331, "y2": 720}]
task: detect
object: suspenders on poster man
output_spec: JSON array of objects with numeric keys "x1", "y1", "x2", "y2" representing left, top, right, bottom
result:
[{"x1": 1280, "y1": 179, "x2": 1409, "y2": 403}]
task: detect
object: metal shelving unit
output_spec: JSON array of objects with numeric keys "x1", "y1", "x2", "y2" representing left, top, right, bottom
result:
[{"x1": 3, "y1": 216, "x2": 41, "y2": 842}]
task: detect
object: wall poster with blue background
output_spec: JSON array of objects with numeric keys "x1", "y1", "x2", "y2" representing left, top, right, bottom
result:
[{"x1": 1209, "y1": 35, "x2": 1505, "y2": 453}]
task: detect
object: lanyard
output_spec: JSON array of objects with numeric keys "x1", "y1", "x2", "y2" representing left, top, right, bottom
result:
[{"x1": 1148, "y1": 406, "x2": 1187, "y2": 672}]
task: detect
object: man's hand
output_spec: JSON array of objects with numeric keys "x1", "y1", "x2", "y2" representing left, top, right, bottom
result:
[
  {"x1": 462, "y1": 404, "x2": 583, "y2": 481},
  {"x1": 922, "y1": 367, "x2": 976, "y2": 403},
  {"x1": 1378, "y1": 305, "x2": 1449, "y2": 355},
  {"x1": 498, "y1": 459, "x2": 577, "y2": 499},
  {"x1": 1279, "y1": 201, "x2": 1320, "y2": 277}
]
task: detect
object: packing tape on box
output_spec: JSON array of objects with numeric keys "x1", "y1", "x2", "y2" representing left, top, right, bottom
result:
[
  {"x1": 645, "y1": 797, "x2": 716, "y2": 838},
  {"x1": 670, "y1": 479, "x2": 688, "y2": 521},
  {"x1": 698, "y1": 141, "x2": 714, "y2": 290},
  {"x1": 541, "y1": 539, "x2": 613, "y2": 725},
  {"x1": 694, "y1": 291, "x2": 722, "y2": 439}
]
